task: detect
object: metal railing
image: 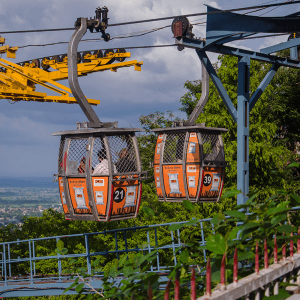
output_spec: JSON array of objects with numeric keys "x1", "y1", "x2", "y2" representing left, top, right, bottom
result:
[
  {"x1": 1, "y1": 207, "x2": 300, "y2": 298},
  {"x1": 0, "y1": 217, "x2": 214, "y2": 297}
]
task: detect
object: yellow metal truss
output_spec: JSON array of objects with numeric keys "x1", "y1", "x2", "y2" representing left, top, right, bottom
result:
[{"x1": 0, "y1": 50, "x2": 143, "y2": 104}]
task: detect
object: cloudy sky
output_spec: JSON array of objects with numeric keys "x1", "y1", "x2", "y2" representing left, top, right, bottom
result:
[{"x1": 0, "y1": 0, "x2": 299, "y2": 177}]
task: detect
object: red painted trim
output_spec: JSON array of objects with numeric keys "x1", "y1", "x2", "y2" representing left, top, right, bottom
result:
[
  {"x1": 233, "y1": 248, "x2": 238, "y2": 284},
  {"x1": 264, "y1": 239, "x2": 268, "y2": 269},
  {"x1": 220, "y1": 253, "x2": 226, "y2": 286},
  {"x1": 174, "y1": 271, "x2": 180, "y2": 300},
  {"x1": 255, "y1": 241, "x2": 259, "y2": 275},
  {"x1": 191, "y1": 267, "x2": 196, "y2": 300},
  {"x1": 290, "y1": 231, "x2": 294, "y2": 258},
  {"x1": 164, "y1": 278, "x2": 171, "y2": 300},
  {"x1": 136, "y1": 183, "x2": 142, "y2": 214},
  {"x1": 282, "y1": 231, "x2": 286, "y2": 260},
  {"x1": 206, "y1": 258, "x2": 211, "y2": 297},
  {"x1": 274, "y1": 235, "x2": 278, "y2": 264},
  {"x1": 147, "y1": 282, "x2": 153, "y2": 300},
  {"x1": 298, "y1": 227, "x2": 300, "y2": 254}
]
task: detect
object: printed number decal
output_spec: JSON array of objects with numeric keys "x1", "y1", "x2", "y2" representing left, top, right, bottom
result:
[
  {"x1": 113, "y1": 188, "x2": 125, "y2": 203},
  {"x1": 203, "y1": 174, "x2": 212, "y2": 186}
]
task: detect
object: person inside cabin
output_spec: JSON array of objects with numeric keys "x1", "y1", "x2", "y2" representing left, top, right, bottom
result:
[
  {"x1": 78, "y1": 157, "x2": 86, "y2": 173},
  {"x1": 116, "y1": 148, "x2": 136, "y2": 173},
  {"x1": 93, "y1": 148, "x2": 117, "y2": 174}
]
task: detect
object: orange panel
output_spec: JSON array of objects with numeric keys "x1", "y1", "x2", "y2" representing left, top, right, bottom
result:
[
  {"x1": 111, "y1": 180, "x2": 139, "y2": 216},
  {"x1": 186, "y1": 165, "x2": 200, "y2": 198},
  {"x1": 58, "y1": 176, "x2": 69, "y2": 214},
  {"x1": 154, "y1": 164, "x2": 163, "y2": 198},
  {"x1": 67, "y1": 178, "x2": 92, "y2": 214},
  {"x1": 163, "y1": 165, "x2": 186, "y2": 198},
  {"x1": 186, "y1": 132, "x2": 200, "y2": 163},
  {"x1": 199, "y1": 167, "x2": 222, "y2": 199},
  {"x1": 154, "y1": 134, "x2": 163, "y2": 165},
  {"x1": 92, "y1": 177, "x2": 109, "y2": 216}
]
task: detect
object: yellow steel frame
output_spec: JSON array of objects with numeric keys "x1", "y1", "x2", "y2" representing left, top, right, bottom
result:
[{"x1": 0, "y1": 51, "x2": 143, "y2": 104}]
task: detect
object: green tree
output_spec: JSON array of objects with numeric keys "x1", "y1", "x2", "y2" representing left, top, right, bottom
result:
[{"x1": 179, "y1": 54, "x2": 298, "y2": 194}]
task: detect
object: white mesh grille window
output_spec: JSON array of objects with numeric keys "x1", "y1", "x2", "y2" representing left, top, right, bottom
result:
[
  {"x1": 107, "y1": 135, "x2": 137, "y2": 174},
  {"x1": 58, "y1": 138, "x2": 66, "y2": 175},
  {"x1": 92, "y1": 137, "x2": 107, "y2": 171},
  {"x1": 202, "y1": 134, "x2": 224, "y2": 162},
  {"x1": 67, "y1": 139, "x2": 88, "y2": 175},
  {"x1": 163, "y1": 133, "x2": 186, "y2": 163}
]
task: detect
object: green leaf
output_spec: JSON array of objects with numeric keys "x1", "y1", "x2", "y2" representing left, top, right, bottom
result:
[
  {"x1": 221, "y1": 189, "x2": 241, "y2": 198},
  {"x1": 271, "y1": 215, "x2": 287, "y2": 227},
  {"x1": 57, "y1": 239, "x2": 64, "y2": 251},
  {"x1": 139, "y1": 250, "x2": 157, "y2": 264},
  {"x1": 142, "y1": 206, "x2": 155, "y2": 217},
  {"x1": 206, "y1": 234, "x2": 226, "y2": 255},
  {"x1": 228, "y1": 226, "x2": 240, "y2": 240},
  {"x1": 224, "y1": 210, "x2": 246, "y2": 221},
  {"x1": 92, "y1": 258, "x2": 100, "y2": 267},
  {"x1": 168, "y1": 223, "x2": 184, "y2": 231},
  {"x1": 211, "y1": 270, "x2": 220, "y2": 282},
  {"x1": 185, "y1": 219, "x2": 198, "y2": 226},
  {"x1": 266, "y1": 203, "x2": 290, "y2": 216},
  {"x1": 180, "y1": 249, "x2": 189, "y2": 263},
  {"x1": 288, "y1": 162, "x2": 299, "y2": 168},
  {"x1": 182, "y1": 200, "x2": 195, "y2": 211},
  {"x1": 278, "y1": 224, "x2": 293, "y2": 233},
  {"x1": 291, "y1": 194, "x2": 300, "y2": 204},
  {"x1": 211, "y1": 215, "x2": 219, "y2": 225},
  {"x1": 63, "y1": 282, "x2": 77, "y2": 293},
  {"x1": 75, "y1": 283, "x2": 85, "y2": 293},
  {"x1": 265, "y1": 288, "x2": 290, "y2": 299},
  {"x1": 239, "y1": 222, "x2": 260, "y2": 233},
  {"x1": 210, "y1": 213, "x2": 225, "y2": 225},
  {"x1": 246, "y1": 193, "x2": 258, "y2": 205}
]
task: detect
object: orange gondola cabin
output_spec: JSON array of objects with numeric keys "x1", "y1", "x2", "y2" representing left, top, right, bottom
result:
[
  {"x1": 152, "y1": 125, "x2": 228, "y2": 202},
  {"x1": 53, "y1": 128, "x2": 147, "y2": 221}
]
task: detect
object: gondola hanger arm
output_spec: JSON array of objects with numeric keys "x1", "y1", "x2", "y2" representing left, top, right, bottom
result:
[{"x1": 68, "y1": 17, "x2": 107, "y2": 127}]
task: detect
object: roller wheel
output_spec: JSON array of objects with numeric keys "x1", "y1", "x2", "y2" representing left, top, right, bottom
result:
[
  {"x1": 61, "y1": 54, "x2": 68, "y2": 63},
  {"x1": 115, "y1": 48, "x2": 126, "y2": 62},
  {"x1": 31, "y1": 59, "x2": 40, "y2": 68},
  {"x1": 82, "y1": 51, "x2": 92, "y2": 63},
  {"x1": 77, "y1": 52, "x2": 81, "y2": 63},
  {"x1": 103, "y1": 33, "x2": 110, "y2": 42},
  {"x1": 104, "y1": 49, "x2": 115, "y2": 63},
  {"x1": 51, "y1": 55, "x2": 61, "y2": 63},
  {"x1": 41, "y1": 57, "x2": 50, "y2": 70},
  {"x1": 93, "y1": 50, "x2": 103, "y2": 58},
  {"x1": 104, "y1": 49, "x2": 114, "y2": 58}
]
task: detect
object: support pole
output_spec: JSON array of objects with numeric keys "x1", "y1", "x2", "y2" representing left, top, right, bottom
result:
[{"x1": 237, "y1": 56, "x2": 250, "y2": 205}]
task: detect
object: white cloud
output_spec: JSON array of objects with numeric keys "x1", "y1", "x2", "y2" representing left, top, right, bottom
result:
[{"x1": 0, "y1": 0, "x2": 298, "y2": 177}]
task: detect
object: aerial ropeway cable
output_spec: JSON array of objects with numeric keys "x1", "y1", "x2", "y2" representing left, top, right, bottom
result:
[{"x1": 0, "y1": 0, "x2": 299, "y2": 34}]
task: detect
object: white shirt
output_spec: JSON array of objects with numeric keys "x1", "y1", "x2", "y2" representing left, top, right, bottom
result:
[{"x1": 93, "y1": 159, "x2": 117, "y2": 175}]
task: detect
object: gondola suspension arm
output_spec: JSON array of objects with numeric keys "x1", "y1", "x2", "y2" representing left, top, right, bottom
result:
[
  {"x1": 68, "y1": 17, "x2": 116, "y2": 128},
  {"x1": 184, "y1": 63, "x2": 209, "y2": 126}
]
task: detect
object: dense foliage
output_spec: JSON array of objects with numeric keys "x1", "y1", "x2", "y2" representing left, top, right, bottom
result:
[
  {"x1": 3, "y1": 52, "x2": 300, "y2": 298},
  {"x1": 179, "y1": 54, "x2": 299, "y2": 194}
]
